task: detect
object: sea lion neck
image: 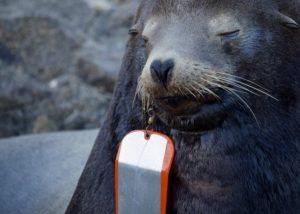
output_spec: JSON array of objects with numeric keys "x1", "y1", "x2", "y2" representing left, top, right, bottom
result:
[{"x1": 168, "y1": 128, "x2": 237, "y2": 200}]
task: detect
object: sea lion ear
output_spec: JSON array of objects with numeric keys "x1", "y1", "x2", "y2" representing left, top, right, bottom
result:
[{"x1": 278, "y1": 12, "x2": 299, "y2": 29}]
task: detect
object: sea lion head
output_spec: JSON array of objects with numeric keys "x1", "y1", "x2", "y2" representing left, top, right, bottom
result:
[{"x1": 133, "y1": 0, "x2": 300, "y2": 132}]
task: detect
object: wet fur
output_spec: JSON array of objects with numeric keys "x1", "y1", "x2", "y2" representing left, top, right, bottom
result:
[{"x1": 66, "y1": 0, "x2": 300, "y2": 213}]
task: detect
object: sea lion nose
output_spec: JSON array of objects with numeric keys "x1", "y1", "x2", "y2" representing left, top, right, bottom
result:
[{"x1": 150, "y1": 59, "x2": 174, "y2": 87}]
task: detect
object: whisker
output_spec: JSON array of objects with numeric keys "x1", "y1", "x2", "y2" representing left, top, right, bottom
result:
[
  {"x1": 189, "y1": 84, "x2": 205, "y2": 99},
  {"x1": 192, "y1": 80, "x2": 220, "y2": 100},
  {"x1": 213, "y1": 71, "x2": 270, "y2": 92},
  {"x1": 183, "y1": 86, "x2": 198, "y2": 99},
  {"x1": 204, "y1": 74, "x2": 260, "y2": 96},
  {"x1": 204, "y1": 78, "x2": 260, "y2": 126},
  {"x1": 177, "y1": 86, "x2": 187, "y2": 97},
  {"x1": 227, "y1": 87, "x2": 260, "y2": 126},
  {"x1": 205, "y1": 79, "x2": 248, "y2": 95},
  {"x1": 204, "y1": 72, "x2": 278, "y2": 100},
  {"x1": 133, "y1": 79, "x2": 142, "y2": 108}
]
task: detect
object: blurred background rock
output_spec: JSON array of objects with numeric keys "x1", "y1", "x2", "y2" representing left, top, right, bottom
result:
[{"x1": 0, "y1": 0, "x2": 140, "y2": 138}]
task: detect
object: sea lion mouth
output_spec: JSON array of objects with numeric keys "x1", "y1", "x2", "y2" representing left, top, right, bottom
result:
[
  {"x1": 155, "y1": 96, "x2": 200, "y2": 116},
  {"x1": 153, "y1": 90, "x2": 236, "y2": 132},
  {"x1": 155, "y1": 93, "x2": 218, "y2": 116}
]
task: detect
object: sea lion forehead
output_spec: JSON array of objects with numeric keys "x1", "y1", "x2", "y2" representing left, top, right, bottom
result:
[
  {"x1": 208, "y1": 13, "x2": 242, "y2": 35},
  {"x1": 142, "y1": 17, "x2": 160, "y2": 38},
  {"x1": 143, "y1": 12, "x2": 241, "y2": 38},
  {"x1": 150, "y1": 0, "x2": 276, "y2": 16},
  {"x1": 144, "y1": 0, "x2": 279, "y2": 38}
]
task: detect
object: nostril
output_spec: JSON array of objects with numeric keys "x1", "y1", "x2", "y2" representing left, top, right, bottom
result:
[
  {"x1": 150, "y1": 60, "x2": 162, "y2": 77},
  {"x1": 150, "y1": 59, "x2": 174, "y2": 87},
  {"x1": 162, "y1": 59, "x2": 174, "y2": 78}
]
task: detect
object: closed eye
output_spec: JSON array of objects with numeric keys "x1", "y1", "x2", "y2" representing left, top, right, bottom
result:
[
  {"x1": 218, "y1": 29, "x2": 240, "y2": 38},
  {"x1": 128, "y1": 28, "x2": 139, "y2": 36}
]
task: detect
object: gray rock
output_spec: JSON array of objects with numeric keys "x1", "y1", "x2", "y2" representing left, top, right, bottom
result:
[
  {"x1": 33, "y1": 115, "x2": 57, "y2": 133},
  {"x1": 0, "y1": 0, "x2": 140, "y2": 138},
  {"x1": 0, "y1": 129, "x2": 97, "y2": 214}
]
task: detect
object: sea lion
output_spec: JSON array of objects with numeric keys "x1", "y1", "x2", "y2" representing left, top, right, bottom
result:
[{"x1": 66, "y1": 0, "x2": 300, "y2": 213}]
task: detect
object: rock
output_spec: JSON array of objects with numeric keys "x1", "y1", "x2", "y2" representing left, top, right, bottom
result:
[
  {"x1": 0, "y1": 129, "x2": 97, "y2": 214},
  {"x1": 76, "y1": 57, "x2": 116, "y2": 92},
  {"x1": 0, "y1": 0, "x2": 140, "y2": 138},
  {"x1": 33, "y1": 115, "x2": 57, "y2": 133}
]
